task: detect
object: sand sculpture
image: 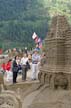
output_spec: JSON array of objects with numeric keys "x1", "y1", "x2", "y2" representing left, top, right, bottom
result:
[{"x1": 39, "y1": 15, "x2": 71, "y2": 90}]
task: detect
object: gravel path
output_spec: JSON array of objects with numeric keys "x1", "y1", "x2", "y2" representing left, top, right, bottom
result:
[{"x1": 22, "y1": 85, "x2": 47, "y2": 108}]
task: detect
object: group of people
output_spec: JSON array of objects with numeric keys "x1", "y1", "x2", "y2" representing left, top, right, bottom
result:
[{"x1": 1, "y1": 49, "x2": 46, "y2": 84}]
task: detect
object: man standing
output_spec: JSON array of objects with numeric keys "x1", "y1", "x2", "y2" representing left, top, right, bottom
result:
[
  {"x1": 21, "y1": 53, "x2": 28, "y2": 81},
  {"x1": 31, "y1": 49, "x2": 40, "y2": 80}
]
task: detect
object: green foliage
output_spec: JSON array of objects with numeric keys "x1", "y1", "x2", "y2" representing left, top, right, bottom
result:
[
  {"x1": 43, "y1": 0, "x2": 71, "y2": 23},
  {"x1": 0, "y1": 0, "x2": 48, "y2": 50},
  {"x1": 0, "y1": 0, "x2": 71, "y2": 50}
]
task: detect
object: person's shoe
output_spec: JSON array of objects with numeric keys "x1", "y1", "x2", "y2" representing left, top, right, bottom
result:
[
  {"x1": 13, "y1": 81, "x2": 17, "y2": 84},
  {"x1": 13, "y1": 82, "x2": 16, "y2": 84},
  {"x1": 31, "y1": 78, "x2": 36, "y2": 81},
  {"x1": 22, "y1": 80, "x2": 26, "y2": 82}
]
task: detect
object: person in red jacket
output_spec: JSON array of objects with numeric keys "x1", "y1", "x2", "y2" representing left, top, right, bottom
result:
[
  {"x1": 6, "y1": 60, "x2": 11, "y2": 71},
  {"x1": 6, "y1": 59, "x2": 12, "y2": 82}
]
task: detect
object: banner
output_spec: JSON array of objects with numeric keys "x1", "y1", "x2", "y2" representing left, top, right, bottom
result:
[
  {"x1": 32, "y1": 32, "x2": 42, "y2": 49},
  {"x1": 32, "y1": 32, "x2": 38, "y2": 40}
]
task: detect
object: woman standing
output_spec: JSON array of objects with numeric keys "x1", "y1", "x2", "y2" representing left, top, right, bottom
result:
[{"x1": 12, "y1": 56, "x2": 19, "y2": 83}]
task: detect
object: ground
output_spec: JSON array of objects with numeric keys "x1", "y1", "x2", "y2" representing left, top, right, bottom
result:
[
  {"x1": 4, "y1": 68, "x2": 39, "y2": 85},
  {"x1": 3, "y1": 69, "x2": 71, "y2": 108}
]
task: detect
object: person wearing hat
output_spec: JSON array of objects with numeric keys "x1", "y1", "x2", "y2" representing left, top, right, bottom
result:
[{"x1": 31, "y1": 49, "x2": 41, "y2": 80}]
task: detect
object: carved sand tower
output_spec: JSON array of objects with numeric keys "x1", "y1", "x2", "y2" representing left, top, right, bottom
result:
[{"x1": 39, "y1": 15, "x2": 71, "y2": 89}]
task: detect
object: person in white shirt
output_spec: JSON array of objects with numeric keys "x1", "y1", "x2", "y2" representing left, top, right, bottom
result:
[
  {"x1": 31, "y1": 49, "x2": 41, "y2": 80},
  {"x1": 21, "y1": 53, "x2": 28, "y2": 81}
]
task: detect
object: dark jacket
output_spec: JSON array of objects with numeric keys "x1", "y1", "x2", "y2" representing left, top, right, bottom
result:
[{"x1": 12, "y1": 60, "x2": 18, "y2": 72}]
